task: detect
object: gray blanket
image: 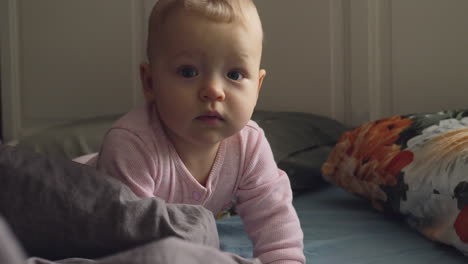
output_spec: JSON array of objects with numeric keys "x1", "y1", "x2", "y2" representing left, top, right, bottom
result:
[
  {"x1": 0, "y1": 145, "x2": 259, "y2": 264},
  {"x1": 0, "y1": 217, "x2": 258, "y2": 264}
]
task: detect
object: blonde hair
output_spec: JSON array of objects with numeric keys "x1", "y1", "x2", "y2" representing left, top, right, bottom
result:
[{"x1": 146, "y1": 0, "x2": 262, "y2": 63}]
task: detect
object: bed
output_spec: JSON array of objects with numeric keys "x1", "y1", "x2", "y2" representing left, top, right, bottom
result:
[
  {"x1": 2, "y1": 109, "x2": 467, "y2": 263},
  {"x1": 219, "y1": 186, "x2": 466, "y2": 263}
]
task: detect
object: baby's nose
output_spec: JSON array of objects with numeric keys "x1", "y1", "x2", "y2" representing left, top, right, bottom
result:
[{"x1": 199, "y1": 80, "x2": 225, "y2": 101}]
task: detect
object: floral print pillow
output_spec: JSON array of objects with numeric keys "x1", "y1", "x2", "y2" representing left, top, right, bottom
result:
[{"x1": 322, "y1": 109, "x2": 468, "y2": 256}]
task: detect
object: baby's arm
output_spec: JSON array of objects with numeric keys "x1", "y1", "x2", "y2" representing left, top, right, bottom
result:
[
  {"x1": 97, "y1": 128, "x2": 158, "y2": 198},
  {"x1": 236, "y1": 128, "x2": 305, "y2": 264}
]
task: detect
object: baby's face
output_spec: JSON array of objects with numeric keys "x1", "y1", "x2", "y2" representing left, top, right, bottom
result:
[{"x1": 143, "y1": 7, "x2": 265, "y2": 147}]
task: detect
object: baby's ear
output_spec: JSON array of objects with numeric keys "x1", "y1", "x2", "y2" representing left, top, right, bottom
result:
[
  {"x1": 257, "y1": 69, "x2": 266, "y2": 94},
  {"x1": 140, "y1": 62, "x2": 155, "y2": 102}
]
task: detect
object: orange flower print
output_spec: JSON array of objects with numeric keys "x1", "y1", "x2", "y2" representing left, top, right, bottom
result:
[{"x1": 322, "y1": 116, "x2": 414, "y2": 210}]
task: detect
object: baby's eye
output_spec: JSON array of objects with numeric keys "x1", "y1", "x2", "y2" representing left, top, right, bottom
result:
[
  {"x1": 227, "y1": 71, "x2": 244, "y2": 81},
  {"x1": 177, "y1": 66, "x2": 198, "y2": 78}
]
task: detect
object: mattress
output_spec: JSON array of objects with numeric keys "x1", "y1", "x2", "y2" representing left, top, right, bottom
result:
[{"x1": 218, "y1": 185, "x2": 467, "y2": 263}]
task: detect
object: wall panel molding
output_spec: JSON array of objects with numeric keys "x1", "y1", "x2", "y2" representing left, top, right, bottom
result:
[
  {"x1": 130, "y1": 1, "x2": 146, "y2": 106},
  {"x1": 346, "y1": 0, "x2": 394, "y2": 126},
  {"x1": 367, "y1": 0, "x2": 393, "y2": 120},
  {"x1": 329, "y1": 0, "x2": 351, "y2": 124},
  {"x1": 134, "y1": 0, "x2": 159, "y2": 106},
  {"x1": 0, "y1": 0, "x2": 21, "y2": 141},
  {"x1": 143, "y1": 0, "x2": 158, "y2": 47}
]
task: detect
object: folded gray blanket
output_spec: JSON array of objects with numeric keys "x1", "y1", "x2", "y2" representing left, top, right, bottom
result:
[
  {"x1": 0, "y1": 216, "x2": 26, "y2": 264},
  {"x1": 0, "y1": 145, "x2": 259, "y2": 263},
  {"x1": 0, "y1": 217, "x2": 258, "y2": 264}
]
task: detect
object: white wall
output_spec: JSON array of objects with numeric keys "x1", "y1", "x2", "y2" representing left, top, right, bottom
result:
[
  {"x1": 255, "y1": 0, "x2": 333, "y2": 117},
  {"x1": 19, "y1": 1, "x2": 140, "y2": 123},
  {"x1": 2, "y1": 0, "x2": 468, "y2": 141},
  {"x1": 391, "y1": 0, "x2": 468, "y2": 115}
]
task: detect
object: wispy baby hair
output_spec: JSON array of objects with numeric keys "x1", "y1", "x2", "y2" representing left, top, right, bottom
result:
[{"x1": 146, "y1": 0, "x2": 261, "y2": 62}]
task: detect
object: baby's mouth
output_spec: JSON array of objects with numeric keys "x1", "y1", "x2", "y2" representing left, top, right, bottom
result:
[
  {"x1": 196, "y1": 111, "x2": 225, "y2": 122},
  {"x1": 196, "y1": 115, "x2": 224, "y2": 121}
]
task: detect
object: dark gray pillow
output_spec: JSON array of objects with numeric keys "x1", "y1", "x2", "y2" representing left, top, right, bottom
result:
[
  {"x1": 0, "y1": 145, "x2": 218, "y2": 260},
  {"x1": 16, "y1": 115, "x2": 121, "y2": 159},
  {"x1": 251, "y1": 111, "x2": 349, "y2": 193}
]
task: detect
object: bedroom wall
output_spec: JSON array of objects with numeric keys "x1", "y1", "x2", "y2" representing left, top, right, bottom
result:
[
  {"x1": 255, "y1": 0, "x2": 332, "y2": 117},
  {"x1": 391, "y1": 0, "x2": 468, "y2": 115},
  {"x1": 0, "y1": 45, "x2": 2, "y2": 142},
  {"x1": 2, "y1": 0, "x2": 468, "y2": 141},
  {"x1": 347, "y1": 0, "x2": 468, "y2": 125},
  {"x1": 1, "y1": 0, "x2": 145, "y2": 141}
]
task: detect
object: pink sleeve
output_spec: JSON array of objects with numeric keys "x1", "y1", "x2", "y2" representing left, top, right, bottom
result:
[
  {"x1": 96, "y1": 128, "x2": 158, "y2": 198},
  {"x1": 236, "y1": 129, "x2": 305, "y2": 264}
]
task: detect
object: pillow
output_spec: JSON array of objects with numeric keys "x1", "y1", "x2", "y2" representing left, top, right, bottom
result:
[
  {"x1": 16, "y1": 114, "x2": 121, "y2": 159},
  {"x1": 0, "y1": 145, "x2": 219, "y2": 260},
  {"x1": 252, "y1": 110, "x2": 349, "y2": 193},
  {"x1": 322, "y1": 109, "x2": 468, "y2": 256}
]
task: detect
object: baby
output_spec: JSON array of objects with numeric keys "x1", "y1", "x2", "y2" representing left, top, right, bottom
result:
[{"x1": 96, "y1": 0, "x2": 305, "y2": 263}]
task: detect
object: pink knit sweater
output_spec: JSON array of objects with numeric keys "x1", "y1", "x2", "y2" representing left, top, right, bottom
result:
[{"x1": 96, "y1": 106, "x2": 305, "y2": 264}]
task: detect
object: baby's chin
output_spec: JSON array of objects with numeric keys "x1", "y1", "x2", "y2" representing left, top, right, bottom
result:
[
  {"x1": 201, "y1": 126, "x2": 241, "y2": 142},
  {"x1": 190, "y1": 133, "x2": 228, "y2": 146}
]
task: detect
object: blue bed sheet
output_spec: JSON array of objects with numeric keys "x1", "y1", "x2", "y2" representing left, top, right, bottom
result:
[{"x1": 217, "y1": 185, "x2": 467, "y2": 263}]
